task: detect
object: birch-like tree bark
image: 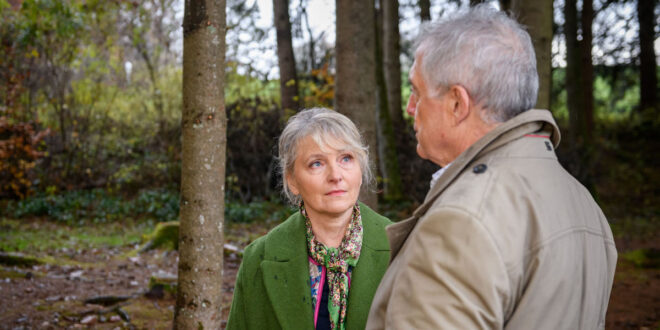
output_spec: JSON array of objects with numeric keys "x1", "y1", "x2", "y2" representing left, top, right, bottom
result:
[{"x1": 174, "y1": 0, "x2": 226, "y2": 328}]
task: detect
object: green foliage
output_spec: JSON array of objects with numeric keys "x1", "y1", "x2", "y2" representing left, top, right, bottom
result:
[
  {"x1": 3, "y1": 188, "x2": 180, "y2": 224},
  {"x1": 620, "y1": 248, "x2": 660, "y2": 269},
  {"x1": 1, "y1": 0, "x2": 184, "y2": 195},
  {"x1": 298, "y1": 64, "x2": 335, "y2": 108},
  {"x1": 226, "y1": 61, "x2": 279, "y2": 107},
  {"x1": 2, "y1": 187, "x2": 295, "y2": 226},
  {"x1": 551, "y1": 65, "x2": 644, "y2": 121}
]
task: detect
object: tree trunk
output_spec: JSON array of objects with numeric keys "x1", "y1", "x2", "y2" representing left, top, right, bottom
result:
[
  {"x1": 511, "y1": 0, "x2": 553, "y2": 110},
  {"x1": 564, "y1": 0, "x2": 584, "y2": 145},
  {"x1": 137, "y1": 42, "x2": 166, "y2": 135},
  {"x1": 376, "y1": 0, "x2": 403, "y2": 201},
  {"x1": 301, "y1": 7, "x2": 317, "y2": 71},
  {"x1": 174, "y1": 0, "x2": 226, "y2": 329},
  {"x1": 336, "y1": 0, "x2": 379, "y2": 209},
  {"x1": 383, "y1": 0, "x2": 404, "y2": 132},
  {"x1": 274, "y1": 0, "x2": 300, "y2": 114},
  {"x1": 564, "y1": 0, "x2": 595, "y2": 191},
  {"x1": 580, "y1": 0, "x2": 593, "y2": 140},
  {"x1": 638, "y1": 0, "x2": 658, "y2": 113},
  {"x1": 419, "y1": 0, "x2": 431, "y2": 21},
  {"x1": 499, "y1": 0, "x2": 511, "y2": 12}
]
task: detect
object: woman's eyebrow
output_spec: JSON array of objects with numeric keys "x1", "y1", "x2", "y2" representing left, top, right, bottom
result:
[{"x1": 304, "y1": 153, "x2": 326, "y2": 160}]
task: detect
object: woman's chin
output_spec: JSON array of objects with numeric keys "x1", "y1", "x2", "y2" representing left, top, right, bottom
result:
[{"x1": 316, "y1": 199, "x2": 356, "y2": 217}]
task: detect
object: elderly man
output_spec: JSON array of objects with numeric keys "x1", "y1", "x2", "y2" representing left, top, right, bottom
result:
[{"x1": 366, "y1": 5, "x2": 617, "y2": 330}]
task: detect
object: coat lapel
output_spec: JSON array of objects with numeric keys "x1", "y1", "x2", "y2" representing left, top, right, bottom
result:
[
  {"x1": 387, "y1": 109, "x2": 560, "y2": 260},
  {"x1": 260, "y1": 213, "x2": 315, "y2": 329}
]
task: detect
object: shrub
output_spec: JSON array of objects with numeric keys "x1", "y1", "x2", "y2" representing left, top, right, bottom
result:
[
  {"x1": 2, "y1": 188, "x2": 294, "y2": 225},
  {"x1": 0, "y1": 118, "x2": 49, "y2": 199}
]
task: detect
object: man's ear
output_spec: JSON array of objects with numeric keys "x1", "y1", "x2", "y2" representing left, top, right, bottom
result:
[{"x1": 449, "y1": 85, "x2": 471, "y2": 126}]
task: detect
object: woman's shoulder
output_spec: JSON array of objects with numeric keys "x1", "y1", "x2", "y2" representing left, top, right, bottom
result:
[
  {"x1": 242, "y1": 210, "x2": 305, "y2": 261},
  {"x1": 359, "y1": 202, "x2": 393, "y2": 227}
]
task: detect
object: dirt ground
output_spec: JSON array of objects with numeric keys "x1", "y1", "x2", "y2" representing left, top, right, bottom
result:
[
  {"x1": 0, "y1": 226, "x2": 658, "y2": 329},
  {"x1": 0, "y1": 245, "x2": 241, "y2": 329}
]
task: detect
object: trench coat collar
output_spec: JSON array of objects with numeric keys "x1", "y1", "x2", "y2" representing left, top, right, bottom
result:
[
  {"x1": 260, "y1": 202, "x2": 390, "y2": 329},
  {"x1": 387, "y1": 109, "x2": 560, "y2": 260}
]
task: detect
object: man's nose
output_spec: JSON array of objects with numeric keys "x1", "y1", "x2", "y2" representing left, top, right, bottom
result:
[{"x1": 406, "y1": 95, "x2": 416, "y2": 116}]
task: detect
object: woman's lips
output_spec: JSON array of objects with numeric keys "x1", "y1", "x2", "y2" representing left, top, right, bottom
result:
[{"x1": 326, "y1": 190, "x2": 346, "y2": 196}]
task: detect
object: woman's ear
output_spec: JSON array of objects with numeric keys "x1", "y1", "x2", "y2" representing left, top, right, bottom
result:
[{"x1": 285, "y1": 173, "x2": 300, "y2": 196}]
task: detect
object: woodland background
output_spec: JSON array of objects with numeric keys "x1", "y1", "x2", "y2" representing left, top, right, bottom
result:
[{"x1": 0, "y1": 0, "x2": 658, "y2": 328}]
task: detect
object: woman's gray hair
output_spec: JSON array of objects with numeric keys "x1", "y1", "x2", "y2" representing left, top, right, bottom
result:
[
  {"x1": 415, "y1": 4, "x2": 538, "y2": 122},
  {"x1": 278, "y1": 107, "x2": 373, "y2": 205}
]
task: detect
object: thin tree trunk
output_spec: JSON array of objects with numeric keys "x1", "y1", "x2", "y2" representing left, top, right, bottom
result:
[
  {"x1": 564, "y1": 0, "x2": 595, "y2": 191},
  {"x1": 301, "y1": 6, "x2": 317, "y2": 71},
  {"x1": 638, "y1": 0, "x2": 658, "y2": 113},
  {"x1": 336, "y1": 0, "x2": 379, "y2": 209},
  {"x1": 274, "y1": 0, "x2": 300, "y2": 114},
  {"x1": 581, "y1": 0, "x2": 593, "y2": 141},
  {"x1": 511, "y1": 0, "x2": 553, "y2": 110},
  {"x1": 376, "y1": 0, "x2": 403, "y2": 201},
  {"x1": 137, "y1": 43, "x2": 165, "y2": 134},
  {"x1": 174, "y1": 0, "x2": 226, "y2": 328},
  {"x1": 383, "y1": 0, "x2": 404, "y2": 132},
  {"x1": 419, "y1": 0, "x2": 431, "y2": 21},
  {"x1": 564, "y1": 0, "x2": 584, "y2": 145},
  {"x1": 499, "y1": 0, "x2": 511, "y2": 12}
]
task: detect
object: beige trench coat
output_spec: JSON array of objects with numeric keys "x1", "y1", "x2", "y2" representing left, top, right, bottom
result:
[{"x1": 367, "y1": 110, "x2": 617, "y2": 330}]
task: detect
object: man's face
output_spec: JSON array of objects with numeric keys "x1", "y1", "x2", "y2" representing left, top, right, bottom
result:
[{"x1": 406, "y1": 56, "x2": 455, "y2": 166}]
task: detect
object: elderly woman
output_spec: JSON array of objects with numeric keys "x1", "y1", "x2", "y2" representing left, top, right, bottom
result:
[{"x1": 226, "y1": 108, "x2": 392, "y2": 330}]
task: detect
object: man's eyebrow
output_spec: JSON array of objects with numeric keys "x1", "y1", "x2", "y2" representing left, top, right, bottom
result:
[{"x1": 409, "y1": 79, "x2": 417, "y2": 91}]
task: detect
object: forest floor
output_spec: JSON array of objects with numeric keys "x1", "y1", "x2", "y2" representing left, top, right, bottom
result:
[
  {"x1": 0, "y1": 216, "x2": 658, "y2": 329},
  {"x1": 0, "y1": 218, "x2": 270, "y2": 329}
]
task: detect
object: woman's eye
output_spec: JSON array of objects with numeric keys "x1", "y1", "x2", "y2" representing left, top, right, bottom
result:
[
  {"x1": 310, "y1": 161, "x2": 322, "y2": 168},
  {"x1": 341, "y1": 155, "x2": 353, "y2": 163}
]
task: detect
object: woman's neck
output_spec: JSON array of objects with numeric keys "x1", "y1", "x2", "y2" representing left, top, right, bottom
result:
[{"x1": 306, "y1": 207, "x2": 353, "y2": 248}]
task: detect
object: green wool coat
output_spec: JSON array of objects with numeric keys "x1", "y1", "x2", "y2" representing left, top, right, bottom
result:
[{"x1": 226, "y1": 202, "x2": 392, "y2": 330}]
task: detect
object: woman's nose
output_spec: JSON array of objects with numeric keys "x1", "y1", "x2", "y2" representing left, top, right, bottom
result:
[{"x1": 327, "y1": 163, "x2": 343, "y2": 182}]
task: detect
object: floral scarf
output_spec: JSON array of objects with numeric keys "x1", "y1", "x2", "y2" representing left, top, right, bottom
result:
[{"x1": 302, "y1": 202, "x2": 363, "y2": 330}]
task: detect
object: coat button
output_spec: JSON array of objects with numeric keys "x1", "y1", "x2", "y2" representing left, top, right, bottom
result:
[{"x1": 473, "y1": 164, "x2": 487, "y2": 174}]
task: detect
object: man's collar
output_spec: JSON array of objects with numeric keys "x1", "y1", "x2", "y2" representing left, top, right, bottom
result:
[{"x1": 430, "y1": 163, "x2": 452, "y2": 189}]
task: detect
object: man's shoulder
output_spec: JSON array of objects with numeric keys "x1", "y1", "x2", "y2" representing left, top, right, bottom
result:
[
  {"x1": 426, "y1": 144, "x2": 609, "y2": 256},
  {"x1": 435, "y1": 136, "x2": 571, "y2": 212}
]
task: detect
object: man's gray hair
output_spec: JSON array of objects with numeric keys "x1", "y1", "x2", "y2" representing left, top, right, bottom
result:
[
  {"x1": 415, "y1": 4, "x2": 538, "y2": 122},
  {"x1": 278, "y1": 107, "x2": 372, "y2": 205}
]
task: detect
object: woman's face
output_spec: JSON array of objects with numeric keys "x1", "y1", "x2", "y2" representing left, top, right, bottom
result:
[{"x1": 286, "y1": 135, "x2": 362, "y2": 221}]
